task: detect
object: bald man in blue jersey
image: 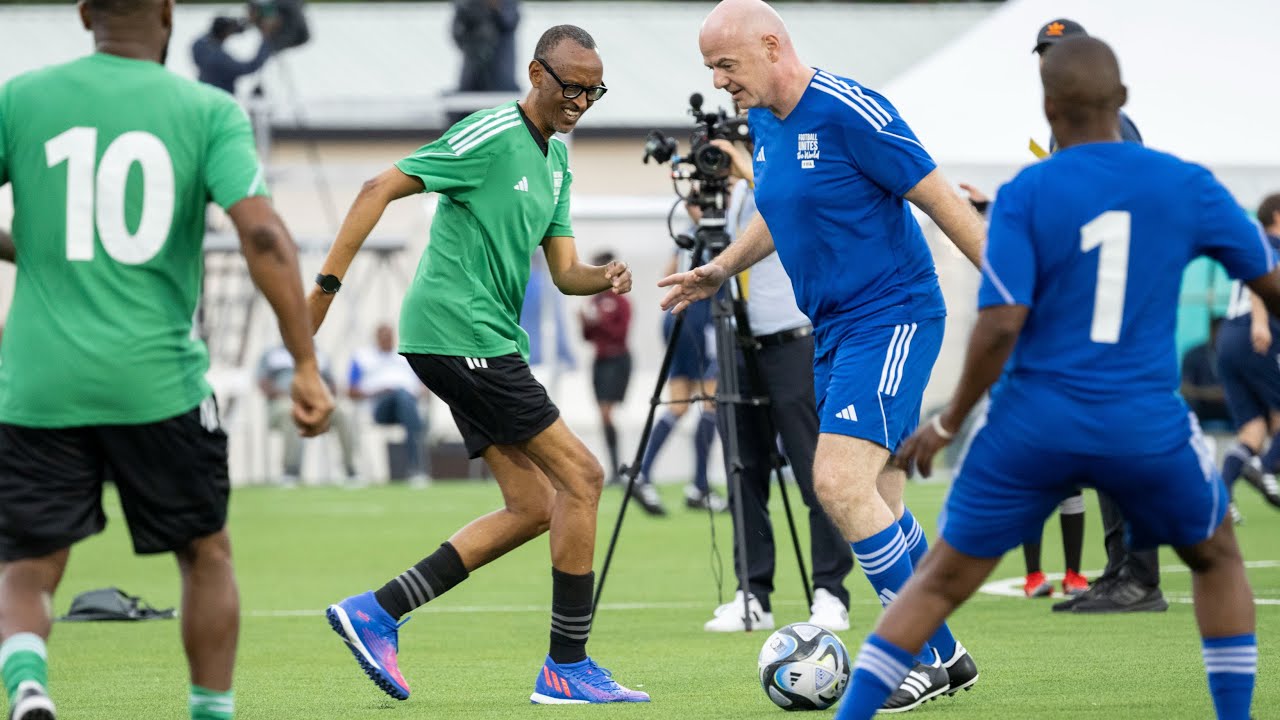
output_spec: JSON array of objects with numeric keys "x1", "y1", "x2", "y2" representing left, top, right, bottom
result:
[{"x1": 661, "y1": 0, "x2": 987, "y2": 711}]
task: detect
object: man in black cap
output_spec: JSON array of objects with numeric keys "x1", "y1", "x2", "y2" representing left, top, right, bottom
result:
[
  {"x1": 1034, "y1": 18, "x2": 1143, "y2": 150},
  {"x1": 961, "y1": 17, "x2": 1165, "y2": 616}
]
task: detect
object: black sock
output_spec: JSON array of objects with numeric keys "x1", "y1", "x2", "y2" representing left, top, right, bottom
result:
[
  {"x1": 1022, "y1": 541, "x2": 1042, "y2": 574},
  {"x1": 374, "y1": 542, "x2": 469, "y2": 620},
  {"x1": 603, "y1": 422, "x2": 619, "y2": 478},
  {"x1": 549, "y1": 568, "x2": 594, "y2": 665},
  {"x1": 1060, "y1": 508, "x2": 1085, "y2": 573}
]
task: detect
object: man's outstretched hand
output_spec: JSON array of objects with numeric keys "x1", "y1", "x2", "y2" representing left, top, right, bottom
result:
[{"x1": 657, "y1": 263, "x2": 728, "y2": 314}]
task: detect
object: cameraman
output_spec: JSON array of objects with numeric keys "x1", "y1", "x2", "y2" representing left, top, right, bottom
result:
[
  {"x1": 701, "y1": 136, "x2": 853, "y2": 633},
  {"x1": 192, "y1": 14, "x2": 277, "y2": 96}
]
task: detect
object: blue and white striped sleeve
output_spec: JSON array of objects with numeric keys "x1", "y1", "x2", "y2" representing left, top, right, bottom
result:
[
  {"x1": 979, "y1": 181, "x2": 1036, "y2": 309},
  {"x1": 815, "y1": 72, "x2": 936, "y2": 197}
]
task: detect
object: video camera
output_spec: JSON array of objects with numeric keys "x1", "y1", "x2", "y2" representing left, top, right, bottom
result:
[
  {"x1": 247, "y1": 0, "x2": 312, "y2": 50},
  {"x1": 642, "y1": 93, "x2": 750, "y2": 254}
]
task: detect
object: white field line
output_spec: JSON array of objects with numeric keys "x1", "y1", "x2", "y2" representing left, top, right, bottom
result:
[
  {"x1": 978, "y1": 560, "x2": 1280, "y2": 605},
  {"x1": 237, "y1": 561, "x2": 1280, "y2": 618}
]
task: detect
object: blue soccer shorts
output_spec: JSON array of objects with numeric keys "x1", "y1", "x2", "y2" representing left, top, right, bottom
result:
[
  {"x1": 663, "y1": 300, "x2": 717, "y2": 381},
  {"x1": 941, "y1": 413, "x2": 1228, "y2": 559},
  {"x1": 813, "y1": 317, "x2": 944, "y2": 452},
  {"x1": 1215, "y1": 321, "x2": 1280, "y2": 429}
]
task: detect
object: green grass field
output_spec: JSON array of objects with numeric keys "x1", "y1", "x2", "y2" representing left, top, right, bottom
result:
[{"x1": 38, "y1": 480, "x2": 1280, "y2": 719}]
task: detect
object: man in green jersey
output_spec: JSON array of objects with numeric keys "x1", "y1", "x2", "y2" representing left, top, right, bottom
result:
[
  {"x1": 0, "y1": 2, "x2": 334, "y2": 719},
  {"x1": 313, "y1": 25, "x2": 649, "y2": 705}
]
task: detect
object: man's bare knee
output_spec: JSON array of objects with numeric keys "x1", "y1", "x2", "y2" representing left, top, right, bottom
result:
[
  {"x1": 564, "y1": 457, "x2": 605, "y2": 503},
  {"x1": 505, "y1": 484, "x2": 556, "y2": 535},
  {"x1": 1176, "y1": 525, "x2": 1242, "y2": 575},
  {"x1": 176, "y1": 531, "x2": 232, "y2": 572}
]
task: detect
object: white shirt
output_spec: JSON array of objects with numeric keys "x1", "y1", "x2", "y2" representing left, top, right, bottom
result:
[
  {"x1": 349, "y1": 348, "x2": 422, "y2": 396},
  {"x1": 727, "y1": 179, "x2": 810, "y2": 336}
]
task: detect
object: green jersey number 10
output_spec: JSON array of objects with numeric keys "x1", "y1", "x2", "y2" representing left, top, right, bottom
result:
[{"x1": 45, "y1": 127, "x2": 175, "y2": 265}]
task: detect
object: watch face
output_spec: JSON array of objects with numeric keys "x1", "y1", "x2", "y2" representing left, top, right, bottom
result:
[{"x1": 317, "y1": 274, "x2": 340, "y2": 293}]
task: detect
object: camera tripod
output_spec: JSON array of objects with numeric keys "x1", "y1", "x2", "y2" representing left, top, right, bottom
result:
[{"x1": 593, "y1": 231, "x2": 814, "y2": 631}]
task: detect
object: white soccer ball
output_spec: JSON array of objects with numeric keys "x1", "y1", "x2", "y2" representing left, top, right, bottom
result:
[{"x1": 758, "y1": 622, "x2": 851, "y2": 711}]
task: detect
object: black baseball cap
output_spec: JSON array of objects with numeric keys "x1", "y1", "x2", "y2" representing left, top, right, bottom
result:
[{"x1": 1032, "y1": 18, "x2": 1087, "y2": 55}]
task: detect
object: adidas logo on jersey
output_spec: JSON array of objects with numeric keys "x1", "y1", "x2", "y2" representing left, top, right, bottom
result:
[
  {"x1": 513, "y1": 176, "x2": 529, "y2": 192},
  {"x1": 835, "y1": 404, "x2": 857, "y2": 422},
  {"x1": 756, "y1": 146, "x2": 765, "y2": 162}
]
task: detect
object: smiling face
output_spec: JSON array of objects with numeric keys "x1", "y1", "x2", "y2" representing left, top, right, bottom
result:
[{"x1": 526, "y1": 40, "x2": 604, "y2": 137}]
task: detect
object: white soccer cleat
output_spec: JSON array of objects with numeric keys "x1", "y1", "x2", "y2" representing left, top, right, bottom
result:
[
  {"x1": 806, "y1": 587, "x2": 850, "y2": 632},
  {"x1": 703, "y1": 590, "x2": 774, "y2": 632}
]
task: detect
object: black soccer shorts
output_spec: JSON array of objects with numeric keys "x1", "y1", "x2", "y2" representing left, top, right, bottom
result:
[
  {"x1": 0, "y1": 398, "x2": 230, "y2": 560},
  {"x1": 592, "y1": 353, "x2": 632, "y2": 404},
  {"x1": 405, "y1": 353, "x2": 560, "y2": 459}
]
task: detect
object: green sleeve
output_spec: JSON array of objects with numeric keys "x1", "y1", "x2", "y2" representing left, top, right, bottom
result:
[
  {"x1": 203, "y1": 95, "x2": 268, "y2": 210},
  {"x1": 545, "y1": 167, "x2": 574, "y2": 238},
  {"x1": 394, "y1": 135, "x2": 492, "y2": 197}
]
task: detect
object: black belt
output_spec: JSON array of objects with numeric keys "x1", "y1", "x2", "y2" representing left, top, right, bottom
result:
[{"x1": 754, "y1": 325, "x2": 813, "y2": 347}]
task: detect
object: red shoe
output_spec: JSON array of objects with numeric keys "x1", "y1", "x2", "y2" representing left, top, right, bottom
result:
[
  {"x1": 1024, "y1": 571, "x2": 1053, "y2": 598},
  {"x1": 1063, "y1": 569, "x2": 1089, "y2": 597}
]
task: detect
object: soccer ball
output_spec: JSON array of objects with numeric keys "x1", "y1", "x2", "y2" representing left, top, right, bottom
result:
[{"x1": 758, "y1": 622, "x2": 851, "y2": 710}]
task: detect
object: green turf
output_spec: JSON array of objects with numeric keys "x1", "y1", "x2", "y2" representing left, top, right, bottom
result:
[{"x1": 34, "y1": 480, "x2": 1280, "y2": 719}]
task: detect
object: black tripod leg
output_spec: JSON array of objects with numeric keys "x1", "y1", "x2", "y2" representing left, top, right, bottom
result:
[
  {"x1": 593, "y1": 309, "x2": 687, "y2": 614},
  {"x1": 772, "y1": 461, "x2": 814, "y2": 609}
]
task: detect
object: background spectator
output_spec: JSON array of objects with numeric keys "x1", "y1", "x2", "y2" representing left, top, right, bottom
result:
[
  {"x1": 452, "y1": 0, "x2": 520, "y2": 93},
  {"x1": 258, "y1": 345, "x2": 361, "y2": 487},
  {"x1": 1182, "y1": 317, "x2": 1232, "y2": 429},
  {"x1": 191, "y1": 14, "x2": 277, "y2": 96},
  {"x1": 580, "y1": 251, "x2": 632, "y2": 484},
  {"x1": 349, "y1": 323, "x2": 431, "y2": 486}
]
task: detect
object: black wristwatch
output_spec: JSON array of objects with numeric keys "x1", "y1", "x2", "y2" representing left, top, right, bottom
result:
[{"x1": 315, "y1": 273, "x2": 342, "y2": 294}]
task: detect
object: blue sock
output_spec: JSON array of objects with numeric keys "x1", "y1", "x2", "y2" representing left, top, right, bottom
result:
[
  {"x1": 639, "y1": 413, "x2": 677, "y2": 482},
  {"x1": 692, "y1": 411, "x2": 717, "y2": 493},
  {"x1": 898, "y1": 508, "x2": 958, "y2": 661},
  {"x1": 1222, "y1": 443, "x2": 1254, "y2": 488},
  {"x1": 851, "y1": 523, "x2": 934, "y2": 665},
  {"x1": 836, "y1": 633, "x2": 913, "y2": 720},
  {"x1": 1202, "y1": 634, "x2": 1256, "y2": 720}
]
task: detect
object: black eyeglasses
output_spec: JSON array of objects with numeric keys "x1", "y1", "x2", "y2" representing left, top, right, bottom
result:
[{"x1": 535, "y1": 58, "x2": 608, "y2": 102}]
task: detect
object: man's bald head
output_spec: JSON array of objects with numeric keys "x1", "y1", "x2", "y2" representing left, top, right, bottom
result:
[
  {"x1": 699, "y1": 0, "x2": 807, "y2": 114},
  {"x1": 1040, "y1": 35, "x2": 1127, "y2": 132},
  {"x1": 701, "y1": 0, "x2": 791, "y2": 50}
]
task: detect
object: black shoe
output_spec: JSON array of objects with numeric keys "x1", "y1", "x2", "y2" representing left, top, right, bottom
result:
[
  {"x1": 1070, "y1": 579, "x2": 1168, "y2": 613},
  {"x1": 1240, "y1": 459, "x2": 1280, "y2": 508},
  {"x1": 941, "y1": 642, "x2": 979, "y2": 695},
  {"x1": 880, "y1": 654, "x2": 950, "y2": 713},
  {"x1": 1052, "y1": 575, "x2": 1111, "y2": 612},
  {"x1": 629, "y1": 482, "x2": 668, "y2": 517},
  {"x1": 9, "y1": 681, "x2": 56, "y2": 720}
]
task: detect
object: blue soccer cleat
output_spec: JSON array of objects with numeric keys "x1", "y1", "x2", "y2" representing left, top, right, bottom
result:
[
  {"x1": 530, "y1": 655, "x2": 651, "y2": 704},
  {"x1": 326, "y1": 591, "x2": 412, "y2": 700}
]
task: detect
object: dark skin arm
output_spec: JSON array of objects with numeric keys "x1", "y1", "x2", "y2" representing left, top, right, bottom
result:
[
  {"x1": 542, "y1": 236, "x2": 632, "y2": 296},
  {"x1": 894, "y1": 304, "x2": 1028, "y2": 477},
  {"x1": 229, "y1": 196, "x2": 334, "y2": 436},
  {"x1": 0, "y1": 228, "x2": 13, "y2": 263},
  {"x1": 309, "y1": 167, "x2": 423, "y2": 333}
]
